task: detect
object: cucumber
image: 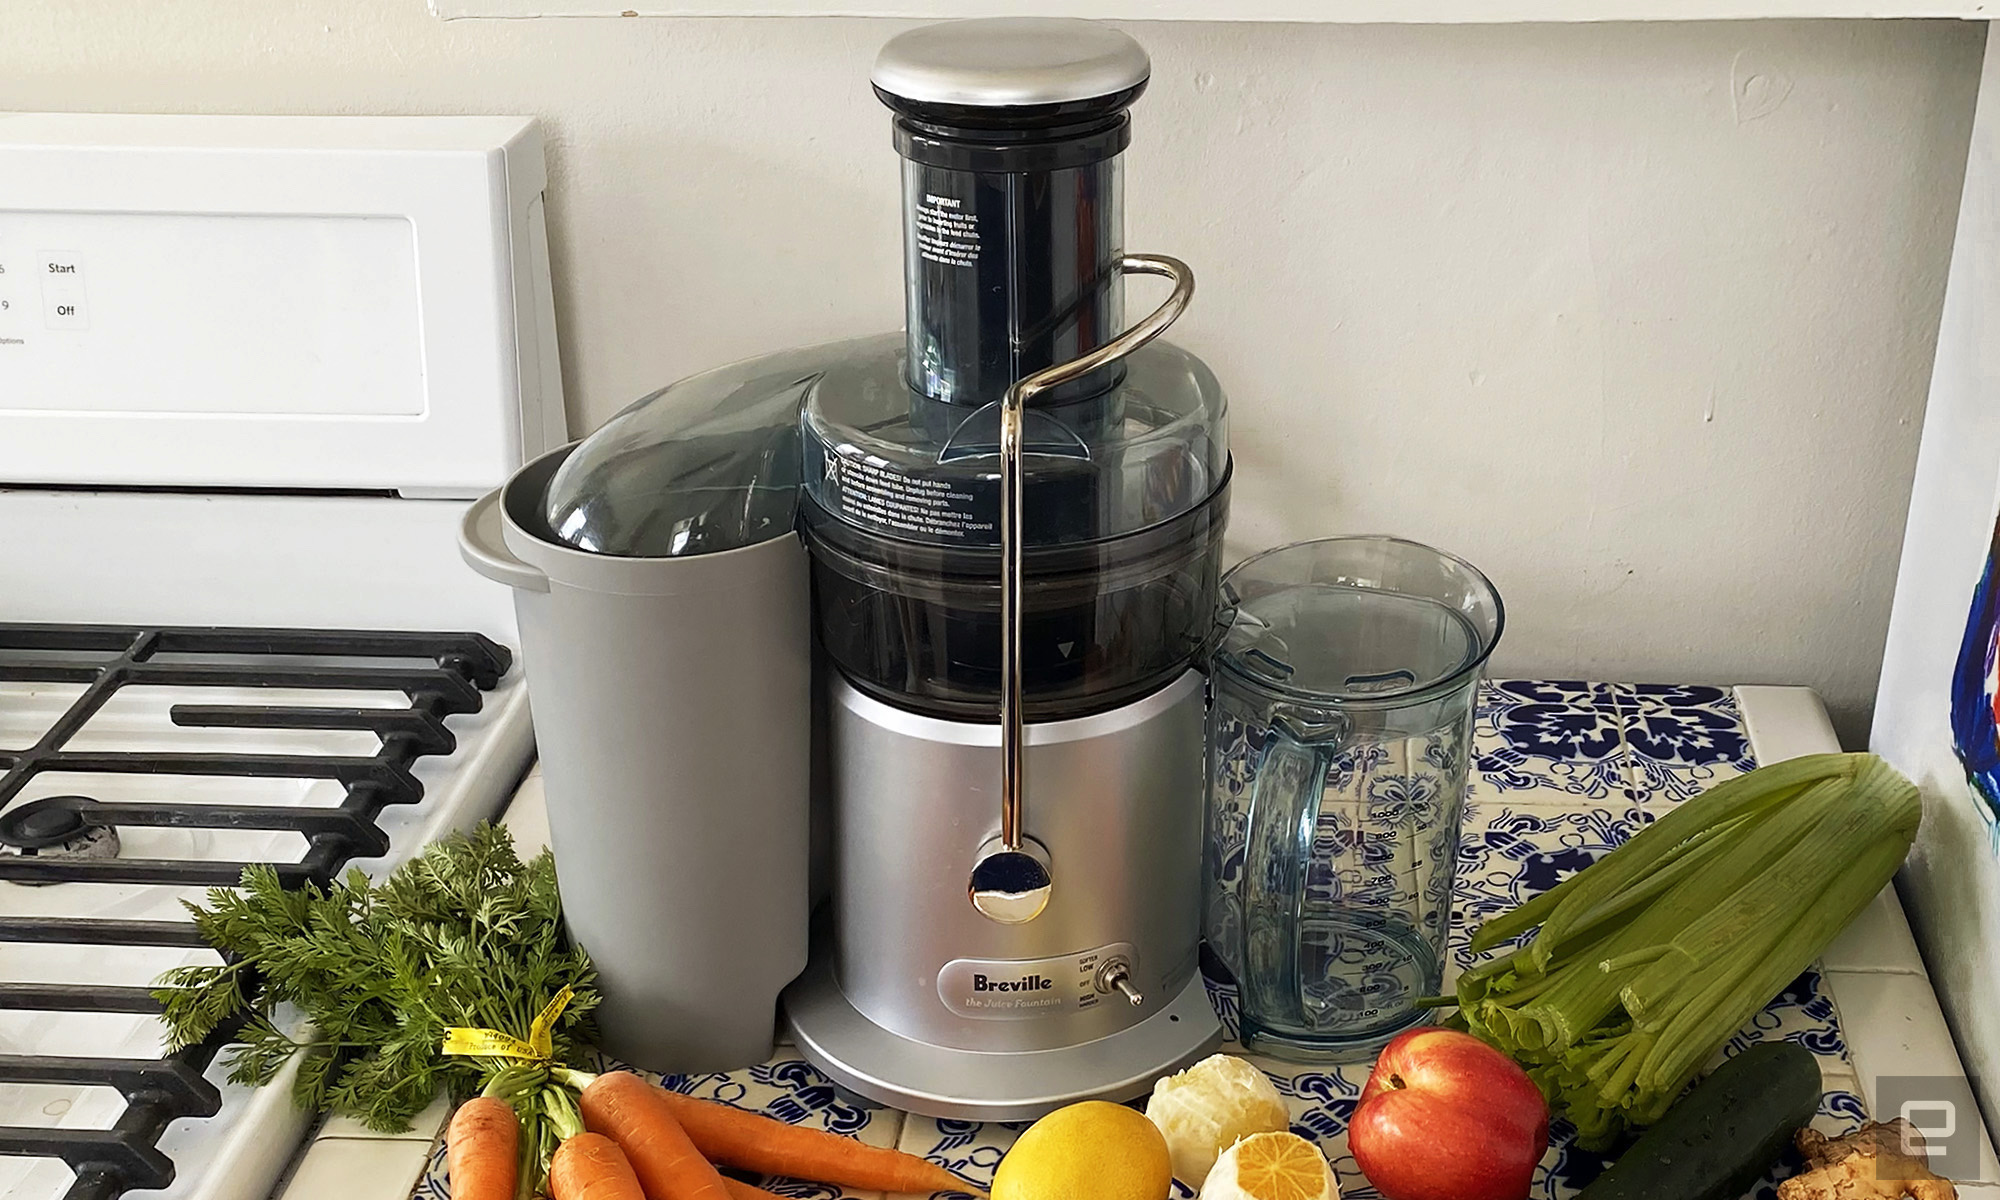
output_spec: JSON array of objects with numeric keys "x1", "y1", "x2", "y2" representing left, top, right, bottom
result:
[{"x1": 1578, "y1": 1041, "x2": 1822, "y2": 1200}]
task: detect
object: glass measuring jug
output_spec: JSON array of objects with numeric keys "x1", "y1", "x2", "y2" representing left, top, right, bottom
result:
[{"x1": 1203, "y1": 537, "x2": 1503, "y2": 1060}]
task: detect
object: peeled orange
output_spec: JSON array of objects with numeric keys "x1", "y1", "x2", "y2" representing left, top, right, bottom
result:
[
  {"x1": 1199, "y1": 1131, "x2": 1339, "y2": 1200},
  {"x1": 1146, "y1": 1054, "x2": 1291, "y2": 1184}
]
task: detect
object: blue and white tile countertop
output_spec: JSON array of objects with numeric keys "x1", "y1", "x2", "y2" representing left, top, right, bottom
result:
[{"x1": 275, "y1": 684, "x2": 1997, "y2": 1200}]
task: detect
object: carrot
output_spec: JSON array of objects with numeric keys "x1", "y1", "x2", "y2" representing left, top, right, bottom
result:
[
  {"x1": 551, "y1": 1132, "x2": 648, "y2": 1200},
  {"x1": 580, "y1": 1072, "x2": 735, "y2": 1200},
  {"x1": 446, "y1": 1095, "x2": 519, "y2": 1200},
  {"x1": 612, "y1": 1076, "x2": 978, "y2": 1196}
]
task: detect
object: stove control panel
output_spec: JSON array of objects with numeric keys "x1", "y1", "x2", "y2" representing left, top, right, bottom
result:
[
  {"x1": 936, "y1": 941, "x2": 1138, "y2": 1020},
  {"x1": 0, "y1": 244, "x2": 16, "y2": 336},
  {"x1": 0, "y1": 212, "x2": 424, "y2": 416},
  {"x1": 0, "y1": 113, "x2": 567, "y2": 494},
  {"x1": 0, "y1": 244, "x2": 87, "y2": 335}
]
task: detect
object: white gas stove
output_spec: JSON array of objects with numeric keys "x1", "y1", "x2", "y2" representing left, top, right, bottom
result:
[{"x1": 0, "y1": 113, "x2": 564, "y2": 1200}]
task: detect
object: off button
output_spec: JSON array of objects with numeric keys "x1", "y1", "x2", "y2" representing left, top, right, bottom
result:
[{"x1": 39, "y1": 252, "x2": 87, "y2": 330}]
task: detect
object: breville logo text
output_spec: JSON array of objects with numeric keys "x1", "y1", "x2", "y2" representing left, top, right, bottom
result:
[{"x1": 971, "y1": 973, "x2": 1053, "y2": 993}]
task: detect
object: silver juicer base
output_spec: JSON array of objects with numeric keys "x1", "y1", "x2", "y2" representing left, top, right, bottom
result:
[{"x1": 782, "y1": 946, "x2": 1224, "y2": 1122}]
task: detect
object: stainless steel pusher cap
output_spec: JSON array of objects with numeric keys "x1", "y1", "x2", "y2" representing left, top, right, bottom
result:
[{"x1": 872, "y1": 18, "x2": 1151, "y2": 109}]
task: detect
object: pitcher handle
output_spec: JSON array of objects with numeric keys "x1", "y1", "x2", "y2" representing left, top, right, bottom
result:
[
  {"x1": 459, "y1": 487, "x2": 549, "y2": 593},
  {"x1": 1241, "y1": 717, "x2": 1346, "y2": 1032}
]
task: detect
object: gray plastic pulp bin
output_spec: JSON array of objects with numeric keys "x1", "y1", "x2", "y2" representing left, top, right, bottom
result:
[{"x1": 460, "y1": 445, "x2": 811, "y2": 1072}]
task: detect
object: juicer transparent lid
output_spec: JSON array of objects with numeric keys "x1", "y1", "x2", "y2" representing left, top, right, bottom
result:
[
  {"x1": 541, "y1": 341, "x2": 835, "y2": 558},
  {"x1": 544, "y1": 330, "x2": 1230, "y2": 560},
  {"x1": 800, "y1": 334, "x2": 1228, "y2": 549}
]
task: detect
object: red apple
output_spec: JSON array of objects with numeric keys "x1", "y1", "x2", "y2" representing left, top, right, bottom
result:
[{"x1": 1349, "y1": 1028, "x2": 1549, "y2": 1200}]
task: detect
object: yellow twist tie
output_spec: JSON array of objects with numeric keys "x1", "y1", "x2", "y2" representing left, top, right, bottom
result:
[{"x1": 440, "y1": 985, "x2": 574, "y2": 1062}]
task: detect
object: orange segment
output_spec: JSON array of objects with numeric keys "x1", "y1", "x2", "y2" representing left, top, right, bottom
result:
[{"x1": 1224, "y1": 1133, "x2": 1337, "y2": 1200}]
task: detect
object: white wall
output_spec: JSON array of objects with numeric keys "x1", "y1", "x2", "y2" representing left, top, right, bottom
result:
[{"x1": 0, "y1": 6, "x2": 1982, "y2": 741}]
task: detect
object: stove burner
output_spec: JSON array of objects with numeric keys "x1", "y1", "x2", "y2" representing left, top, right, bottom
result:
[
  {"x1": 0, "y1": 796, "x2": 116, "y2": 852},
  {"x1": 0, "y1": 796, "x2": 89, "y2": 848},
  {"x1": 0, "y1": 623, "x2": 511, "y2": 1200},
  {"x1": 0, "y1": 798, "x2": 121, "y2": 884}
]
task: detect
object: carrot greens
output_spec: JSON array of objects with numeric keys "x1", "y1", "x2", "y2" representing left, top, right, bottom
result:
[{"x1": 154, "y1": 823, "x2": 599, "y2": 1197}]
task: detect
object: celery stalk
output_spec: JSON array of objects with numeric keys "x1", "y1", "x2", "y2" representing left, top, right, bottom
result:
[
  {"x1": 1614, "y1": 778, "x2": 1853, "y2": 1018},
  {"x1": 1658, "y1": 781, "x2": 1894, "y2": 970},
  {"x1": 1638, "y1": 832, "x2": 1912, "y2": 1099},
  {"x1": 1516, "y1": 759, "x2": 1846, "y2": 972},
  {"x1": 1452, "y1": 753, "x2": 1920, "y2": 1149},
  {"x1": 1465, "y1": 755, "x2": 1840, "y2": 954},
  {"x1": 1515, "y1": 804, "x2": 1813, "y2": 1046},
  {"x1": 1551, "y1": 807, "x2": 1763, "y2": 944}
]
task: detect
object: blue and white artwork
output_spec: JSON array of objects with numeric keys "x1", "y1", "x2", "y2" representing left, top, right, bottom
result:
[{"x1": 1949, "y1": 510, "x2": 2000, "y2": 838}]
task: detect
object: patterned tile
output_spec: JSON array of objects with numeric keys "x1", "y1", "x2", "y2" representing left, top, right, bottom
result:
[
  {"x1": 1476, "y1": 681, "x2": 1637, "y2": 804},
  {"x1": 412, "y1": 1141, "x2": 453, "y2": 1200},
  {"x1": 1271, "y1": 1064, "x2": 1377, "y2": 1200},
  {"x1": 1617, "y1": 683, "x2": 1759, "y2": 806},
  {"x1": 892, "y1": 1115, "x2": 1027, "y2": 1198},
  {"x1": 1451, "y1": 799, "x2": 1647, "y2": 974},
  {"x1": 1203, "y1": 966, "x2": 1242, "y2": 1046},
  {"x1": 1815, "y1": 1077, "x2": 1872, "y2": 1134}
]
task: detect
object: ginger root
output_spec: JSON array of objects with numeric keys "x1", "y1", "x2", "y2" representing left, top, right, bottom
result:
[{"x1": 1776, "y1": 1120, "x2": 1958, "y2": 1200}]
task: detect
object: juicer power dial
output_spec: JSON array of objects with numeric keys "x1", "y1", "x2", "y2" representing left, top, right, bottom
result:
[{"x1": 1095, "y1": 957, "x2": 1145, "y2": 1007}]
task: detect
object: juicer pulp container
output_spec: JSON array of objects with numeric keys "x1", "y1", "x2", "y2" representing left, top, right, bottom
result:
[{"x1": 461, "y1": 445, "x2": 812, "y2": 1073}]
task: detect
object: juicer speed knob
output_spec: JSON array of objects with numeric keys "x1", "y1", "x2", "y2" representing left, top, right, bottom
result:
[
  {"x1": 968, "y1": 836, "x2": 1051, "y2": 924},
  {"x1": 1096, "y1": 958, "x2": 1144, "y2": 1007}
]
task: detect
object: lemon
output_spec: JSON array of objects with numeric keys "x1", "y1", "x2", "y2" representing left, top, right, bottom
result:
[
  {"x1": 1199, "y1": 1132, "x2": 1339, "y2": 1200},
  {"x1": 1145, "y1": 1054, "x2": 1292, "y2": 1185},
  {"x1": 993, "y1": 1100, "x2": 1173, "y2": 1200}
]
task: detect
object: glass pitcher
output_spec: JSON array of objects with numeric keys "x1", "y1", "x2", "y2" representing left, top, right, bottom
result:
[{"x1": 1203, "y1": 536, "x2": 1504, "y2": 1061}]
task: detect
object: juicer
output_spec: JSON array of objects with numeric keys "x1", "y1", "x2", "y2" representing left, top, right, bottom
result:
[
  {"x1": 512, "y1": 17, "x2": 1231, "y2": 1119},
  {"x1": 782, "y1": 19, "x2": 1230, "y2": 1118}
]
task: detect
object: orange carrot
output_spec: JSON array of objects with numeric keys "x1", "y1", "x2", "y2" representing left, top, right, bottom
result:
[
  {"x1": 619, "y1": 1077, "x2": 978, "y2": 1196},
  {"x1": 551, "y1": 1131, "x2": 648, "y2": 1200},
  {"x1": 446, "y1": 1095, "x2": 519, "y2": 1200},
  {"x1": 580, "y1": 1072, "x2": 735, "y2": 1200}
]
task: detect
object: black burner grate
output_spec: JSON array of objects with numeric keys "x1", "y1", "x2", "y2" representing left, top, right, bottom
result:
[{"x1": 0, "y1": 624, "x2": 511, "y2": 1200}]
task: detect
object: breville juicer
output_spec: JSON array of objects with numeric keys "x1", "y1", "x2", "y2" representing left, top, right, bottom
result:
[
  {"x1": 508, "y1": 17, "x2": 1231, "y2": 1119},
  {"x1": 781, "y1": 19, "x2": 1230, "y2": 1118}
]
